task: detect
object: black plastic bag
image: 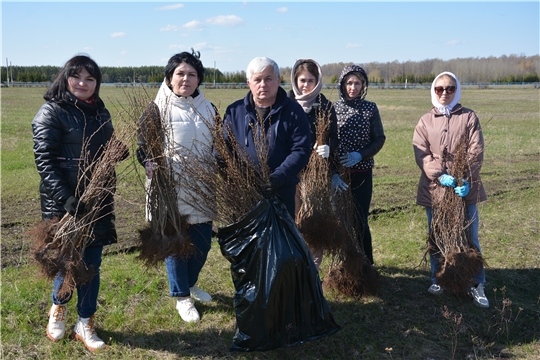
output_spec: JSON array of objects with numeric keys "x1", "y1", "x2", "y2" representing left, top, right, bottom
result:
[{"x1": 218, "y1": 197, "x2": 341, "y2": 352}]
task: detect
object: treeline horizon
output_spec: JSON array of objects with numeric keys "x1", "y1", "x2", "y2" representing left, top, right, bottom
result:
[{"x1": 2, "y1": 54, "x2": 539, "y2": 84}]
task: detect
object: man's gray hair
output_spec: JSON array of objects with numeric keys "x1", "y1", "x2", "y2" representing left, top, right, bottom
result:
[{"x1": 246, "y1": 57, "x2": 280, "y2": 80}]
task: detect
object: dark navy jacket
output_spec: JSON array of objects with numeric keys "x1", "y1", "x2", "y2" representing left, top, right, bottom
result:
[{"x1": 223, "y1": 87, "x2": 311, "y2": 190}]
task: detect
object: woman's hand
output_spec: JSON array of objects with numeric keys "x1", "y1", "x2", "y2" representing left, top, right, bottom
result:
[
  {"x1": 331, "y1": 174, "x2": 348, "y2": 192},
  {"x1": 145, "y1": 161, "x2": 158, "y2": 179},
  {"x1": 339, "y1": 152, "x2": 362, "y2": 167},
  {"x1": 454, "y1": 180, "x2": 470, "y2": 197},
  {"x1": 64, "y1": 196, "x2": 86, "y2": 216},
  {"x1": 439, "y1": 174, "x2": 456, "y2": 187},
  {"x1": 315, "y1": 144, "x2": 330, "y2": 159}
]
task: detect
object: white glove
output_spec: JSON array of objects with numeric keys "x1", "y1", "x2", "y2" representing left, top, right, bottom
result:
[
  {"x1": 315, "y1": 144, "x2": 330, "y2": 159},
  {"x1": 145, "y1": 161, "x2": 158, "y2": 179}
]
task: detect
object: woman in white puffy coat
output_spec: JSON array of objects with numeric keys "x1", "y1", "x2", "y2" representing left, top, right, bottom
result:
[{"x1": 137, "y1": 50, "x2": 218, "y2": 322}]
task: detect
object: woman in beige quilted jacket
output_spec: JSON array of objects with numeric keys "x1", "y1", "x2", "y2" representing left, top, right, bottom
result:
[{"x1": 413, "y1": 71, "x2": 489, "y2": 308}]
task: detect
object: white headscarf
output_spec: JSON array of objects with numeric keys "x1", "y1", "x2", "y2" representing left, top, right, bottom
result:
[
  {"x1": 431, "y1": 71, "x2": 461, "y2": 116},
  {"x1": 290, "y1": 59, "x2": 323, "y2": 112}
]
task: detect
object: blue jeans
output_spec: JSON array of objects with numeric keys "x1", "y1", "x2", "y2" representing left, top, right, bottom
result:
[
  {"x1": 165, "y1": 222, "x2": 212, "y2": 297},
  {"x1": 52, "y1": 246, "x2": 103, "y2": 318},
  {"x1": 351, "y1": 170, "x2": 374, "y2": 264},
  {"x1": 426, "y1": 204, "x2": 486, "y2": 286}
]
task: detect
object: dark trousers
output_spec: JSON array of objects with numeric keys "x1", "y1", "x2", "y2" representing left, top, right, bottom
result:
[{"x1": 350, "y1": 169, "x2": 374, "y2": 264}]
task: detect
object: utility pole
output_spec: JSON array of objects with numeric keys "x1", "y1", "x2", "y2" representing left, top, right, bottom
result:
[
  {"x1": 6, "y1": 58, "x2": 9, "y2": 87},
  {"x1": 214, "y1": 61, "x2": 216, "y2": 87}
]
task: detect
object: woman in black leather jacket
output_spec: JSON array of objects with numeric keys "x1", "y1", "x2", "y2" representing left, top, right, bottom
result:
[{"x1": 32, "y1": 55, "x2": 115, "y2": 351}]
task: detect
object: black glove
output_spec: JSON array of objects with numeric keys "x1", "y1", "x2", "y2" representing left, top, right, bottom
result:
[
  {"x1": 64, "y1": 196, "x2": 86, "y2": 216},
  {"x1": 262, "y1": 175, "x2": 280, "y2": 197}
]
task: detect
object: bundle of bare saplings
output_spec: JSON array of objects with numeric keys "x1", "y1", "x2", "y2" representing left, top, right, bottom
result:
[
  {"x1": 296, "y1": 103, "x2": 379, "y2": 298},
  {"x1": 428, "y1": 133, "x2": 485, "y2": 295},
  {"x1": 178, "y1": 110, "x2": 340, "y2": 351},
  {"x1": 136, "y1": 103, "x2": 194, "y2": 267},
  {"x1": 322, "y1": 182, "x2": 381, "y2": 298},
  {"x1": 30, "y1": 130, "x2": 131, "y2": 298},
  {"x1": 178, "y1": 111, "x2": 269, "y2": 224}
]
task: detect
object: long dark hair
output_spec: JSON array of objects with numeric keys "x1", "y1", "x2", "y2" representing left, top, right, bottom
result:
[
  {"x1": 164, "y1": 49, "x2": 205, "y2": 87},
  {"x1": 44, "y1": 55, "x2": 102, "y2": 102}
]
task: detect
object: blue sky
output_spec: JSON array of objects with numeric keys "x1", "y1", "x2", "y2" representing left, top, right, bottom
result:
[{"x1": 2, "y1": 1, "x2": 539, "y2": 73}]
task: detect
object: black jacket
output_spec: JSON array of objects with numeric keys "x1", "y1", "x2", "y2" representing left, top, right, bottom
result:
[
  {"x1": 32, "y1": 92, "x2": 117, "y2": 247},
  {"x1": 287, "y1": 90, "x2": 339, "y2": 173}
]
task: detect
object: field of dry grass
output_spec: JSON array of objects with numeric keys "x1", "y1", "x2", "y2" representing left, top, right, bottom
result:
[{"x1": 1, "y1": 86, "x2": 539, "y2": 359}]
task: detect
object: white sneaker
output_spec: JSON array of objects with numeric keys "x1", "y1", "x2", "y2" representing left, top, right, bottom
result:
[
  {"x1": 471, "y1": 283, "x2": 490, "y2": 308},
  {"x1": 71, "y1": 315, "x2": 106, "y2": 351},
  {"x1": 190, "y1": 285, "x2": 212, "y2": 303},
  {"x1": 176, "y1": 297, "x2": 200, "y2": 322},
  {"x1": 46, "y1": 304, "x2": 67, "y2": 341},
  {"x1": 428, "y1": 284, "x2": 444, "y2": 295}
]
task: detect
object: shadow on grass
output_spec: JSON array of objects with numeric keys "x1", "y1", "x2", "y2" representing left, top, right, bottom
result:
[
  {"x1": 95, "y1": 266, "x2": 539, "y2": 359},
  {"x1": 319, "y1": 265, "x2": 540, "y2": 359}
]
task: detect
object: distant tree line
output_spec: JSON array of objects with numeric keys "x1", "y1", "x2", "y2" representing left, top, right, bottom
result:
[
  {"x1": 2, "y1": 54, "x2": 539, "y2": 84},
  {"x1": 282, "y1": 54, "x2": 539, "y2": 84}
]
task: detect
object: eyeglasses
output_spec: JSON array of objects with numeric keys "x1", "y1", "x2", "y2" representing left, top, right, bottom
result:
[{"x1": 434, "y1": 86, "x2": 456, "y2": 95}]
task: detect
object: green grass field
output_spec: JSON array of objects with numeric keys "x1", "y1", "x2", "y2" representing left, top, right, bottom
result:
[{"x1": 1, "y1": 86, "x2": 539, "y2": 359}]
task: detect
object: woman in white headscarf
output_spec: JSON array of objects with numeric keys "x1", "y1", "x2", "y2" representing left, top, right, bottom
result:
[
  {"x1": 288, "y1": 59, "x2": 339, "y2": 268},
  {"x1": 413, "y1": 71, "x2": 489, "y2": 308},
  {"x1": 137, "y1": 49, "x2": 218, "y2": 322}
]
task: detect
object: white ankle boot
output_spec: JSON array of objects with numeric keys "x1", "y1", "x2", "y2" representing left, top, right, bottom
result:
[
  {"x1": 46, "y1": 304, "x2": 67, "y2": 341},
  {"x1": 71, "y1": 315, "x2": 106, "y2": 351}
]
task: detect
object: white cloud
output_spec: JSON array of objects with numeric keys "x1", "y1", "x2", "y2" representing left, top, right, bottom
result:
[
  {"x1": 192, "y1": 42, "x2": 209, "y2": 51},
  {"x1": 276, "y1": 7, "x2": 288, "y2": 13},
  {"x1": 345, "y1": 43, "x2": 363, "y2": 48},
  {"x1": 156, "y1": 3, "x2": 184, "y2": 11},
  {"x1": 83, "y1": 46, "x2": 93, "y2": 51},
  {"x1": 110, "y1": 32, "x2": 127, "y2": 38},
  {"x1": 169, "y1": 44, "x2": 186, "y2": 49},
  {"x1": 182, "y1": 20, "x2": 204, "y2": 31},
  {"x1": 160, "y1": 24, "x2": 181, "y2": 32},
  {"x1": 206, "y1": 15, "x2": 244, "y2": 27},
  {"x1": 120, "y1": 51, "x2": 128, "y2": 56},
  {"x1": 445, "y1": 40, "x2": 466, "y2": 46}
]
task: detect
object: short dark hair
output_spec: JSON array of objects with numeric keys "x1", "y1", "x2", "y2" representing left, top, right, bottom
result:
[
  {"x1": 164, "y1": 49, "x2": 205, "y2": 87},
  {"x1": 44, "y1": 54, "x2": 102, "y2": 102}
]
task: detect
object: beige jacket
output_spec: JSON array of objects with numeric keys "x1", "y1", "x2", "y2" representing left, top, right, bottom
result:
[{"x1": 413, "y1": 104, "x2": 486, "y2": 207}]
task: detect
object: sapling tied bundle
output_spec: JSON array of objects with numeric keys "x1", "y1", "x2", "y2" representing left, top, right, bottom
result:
[{"x1": 428, "y1": 133, "x2": 485, "y2": 295}]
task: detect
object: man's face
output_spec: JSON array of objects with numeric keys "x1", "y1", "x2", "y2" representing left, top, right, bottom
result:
[{"x1": 247, "y1": 65, "x2": 280, "y2": 107}]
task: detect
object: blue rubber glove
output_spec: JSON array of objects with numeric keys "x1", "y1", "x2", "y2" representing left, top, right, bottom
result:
[
  {"x1": 339, "y1": 152, "x2": 362, "y2": 167},
  {"x1": 331, "y1": 174, "x2": 348, "y2": 192},
  {"x1": 454, "y1": 180, "x2": 470, "y2": 197},
  {"x1": 439, "y1": 174, "x2": 457, "y2": 187}
]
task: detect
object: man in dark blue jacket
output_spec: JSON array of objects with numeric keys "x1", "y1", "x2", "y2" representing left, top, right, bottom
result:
[{"x1": 223, "y1": 57, "x2": 311, "y2": 217}]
